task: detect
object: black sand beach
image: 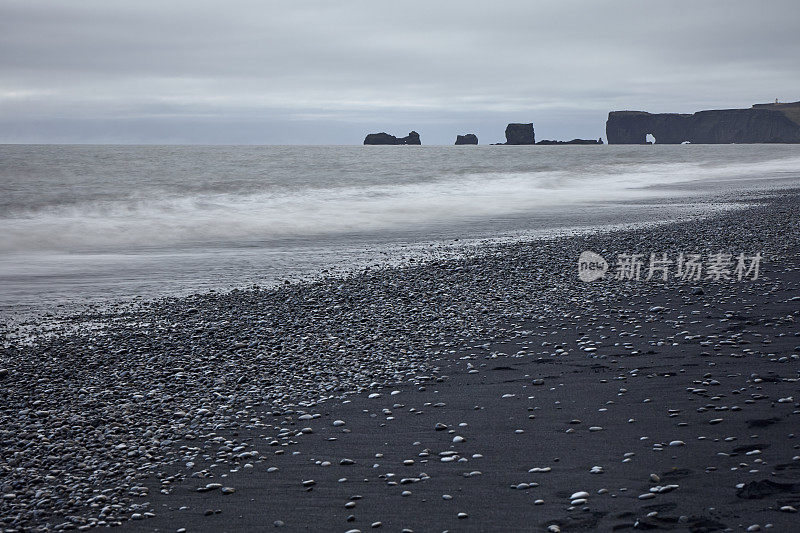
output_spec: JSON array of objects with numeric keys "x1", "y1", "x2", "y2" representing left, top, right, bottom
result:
[{"x1": 2, "y1": 190, "x2": 799, "y2": 532}]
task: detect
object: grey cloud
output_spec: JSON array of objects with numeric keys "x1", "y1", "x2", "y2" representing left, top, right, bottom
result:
[{"x1": 1, "y1": 0, "x2": 798, "y2": 143}]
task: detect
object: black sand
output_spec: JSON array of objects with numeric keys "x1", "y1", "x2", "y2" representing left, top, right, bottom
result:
[{"x1": 2, "y1": 190, "x2": 799, "y2": 532}]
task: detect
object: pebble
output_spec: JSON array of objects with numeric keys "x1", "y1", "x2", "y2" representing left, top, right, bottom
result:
[{"x1": 1, "y1": 192, "x2": 796, "y2": 533}]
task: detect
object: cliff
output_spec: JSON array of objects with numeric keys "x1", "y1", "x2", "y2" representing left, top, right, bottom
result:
[
  {"x1": 606, "y1": 102, "x2": 800, "y2": 144},
  {"x1": 364, "y1": 131, "x2": 421, "y2": 145},
  {"x1": 751, "y1": 100, "x2": 800, "y2": 126}
]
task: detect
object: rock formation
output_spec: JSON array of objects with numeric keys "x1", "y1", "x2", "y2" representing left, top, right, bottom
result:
[
  {"x1": 504, "y1": 123, "x2": 535, "y2": 145},
  {"x1": 363, "y1": 131, "x2": 421, "y2": 145},
  {"x1": 752, "y1": 100, "x2": 800, "y2": 122},
  {"x1": 455, "y1": 134, "x2": 478, "y2": 145},
  {"x1": 363, "y1": 132, "x2": 398, "y2": 145},
  {"x1": 606, "y1": 102, "x2": 800, "y2": 144},
  {"x1": 536, "y1": 138, "x2": 603, "y2": 145},
  {"x1": 402, "y1": 131, "x2": 421, "y2": 145}
]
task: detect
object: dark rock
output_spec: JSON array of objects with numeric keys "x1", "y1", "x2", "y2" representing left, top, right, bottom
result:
[
  {"x1": 455, "y1": 134, "x2": 478, "y2": 145},
  {"x1": 504, "y1": 123, "x2": 535, "y2": 145},
  {"x1": 536, "y1": 138, "x2": 603, "y2": 145},
  {"x1": 364, "y1": 131, "x2": 422, "y2": 145},
  {"x1": 364, "y1": 132, "x2": 398, "y2": 145},
  {"x1": 401, "y1": 131, "x2": 421, "y2": 145},
  {"x1": 753, "y1": 100, "x2": 800, "y2": 125},
  {"x1": 606, "y1": 102, "x2": 800, "y2": 144}
]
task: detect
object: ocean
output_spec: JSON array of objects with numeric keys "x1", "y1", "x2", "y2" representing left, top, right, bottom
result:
[{"x1": 1, "y1": 144, "x2": 799, "y2": 317}]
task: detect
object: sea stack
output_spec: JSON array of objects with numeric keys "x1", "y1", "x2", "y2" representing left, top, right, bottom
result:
[
  {"x1": 504, "y1": 123, "x2": 535, "y2": 145},
  {"x1": 364, "y1": 131, "x2": 421, "y2": 145},
  {"x1": 455, "y1": 134, "x2": 478, "y2": 145},
  {"x1": 402, "y1": 131, "x2": 421, "y2": 145}
]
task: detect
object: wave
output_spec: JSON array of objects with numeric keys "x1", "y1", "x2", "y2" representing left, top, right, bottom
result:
[{"x1": 1, "y1": 155, "x2": 798, "y2": 253}]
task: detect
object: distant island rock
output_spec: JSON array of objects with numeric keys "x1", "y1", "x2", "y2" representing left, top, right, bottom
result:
[
  {"x1": 504, "y1": 123, "x2": 535, "y2": 145},
  {"x1": 606, "y1": 101, "x2": 800, "y2": 144},
  {"x1": 455, "y1": 134, "x2": 478, "y2": 145},
  {"x1": 364, "y1": 131, "x2": 421, "y2": 145},
  {"x1": 536, "y1": 138, "x2": 603, "y2": 145}
]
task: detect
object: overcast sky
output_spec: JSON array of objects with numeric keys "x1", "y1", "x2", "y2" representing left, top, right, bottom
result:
[{"x1": 1, "y1": 0, "x2": 798, "y2": 144}]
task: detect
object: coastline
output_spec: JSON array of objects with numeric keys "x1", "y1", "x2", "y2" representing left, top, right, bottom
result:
[
  {"x1": 4, "y1": 143, "x2": 800, "y2": 322},
  {"x1": 0, "y1": 191, "x2": 769, "y2": 331},
  {"x1": 1, "y1": 188, "x2": 799, "y2": 532}
]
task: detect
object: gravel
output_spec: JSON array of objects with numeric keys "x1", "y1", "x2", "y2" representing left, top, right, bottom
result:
[{"x1": 1, "y1": 189, "x2": 799, "y2": 531}]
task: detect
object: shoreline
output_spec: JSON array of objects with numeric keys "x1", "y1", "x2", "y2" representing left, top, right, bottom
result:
[
  {"x1": 1, "y1": 189, "x2": 799, "y2": 531},
  {"x1": 3, "y1": 145, "x2": 799, "y2": 322},
  {"x1": 0, "y1": 186, "x2": 774, "y2": 336}
]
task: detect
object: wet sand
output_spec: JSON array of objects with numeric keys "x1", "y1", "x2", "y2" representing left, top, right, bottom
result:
[{"x1": 1, "y1": 189, "x2": 799, "y2": 532}]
